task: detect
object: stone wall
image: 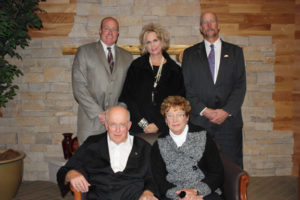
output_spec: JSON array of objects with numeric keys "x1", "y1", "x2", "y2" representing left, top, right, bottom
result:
[{"x1": 0, "y1": 0, "x2": 293, "y2": 180}]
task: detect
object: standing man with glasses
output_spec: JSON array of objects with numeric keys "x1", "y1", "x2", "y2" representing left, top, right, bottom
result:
[
  {"x1": 72, "y1": 17, "x2": 133, "y2": 144},
  {"x1": 182, "y1": 12, "x2": 246, "y2": 168}
]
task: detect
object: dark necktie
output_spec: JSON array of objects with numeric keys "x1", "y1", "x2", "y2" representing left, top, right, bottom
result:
[
  {"x1": 107, "y1": 47, "x2": 114, "y2": 73},
  {"x1": 208, "y1": 44, "x2": 215, "y2": 79}
]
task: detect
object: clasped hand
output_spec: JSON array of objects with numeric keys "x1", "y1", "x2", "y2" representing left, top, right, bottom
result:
[{"x1": 203, "y1": 108, "x2": 229, "y2": 125}]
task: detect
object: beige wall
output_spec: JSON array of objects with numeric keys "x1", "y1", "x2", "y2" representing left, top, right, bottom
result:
[{"x1": 0, "y1": 0, "x2": 296, "y2": 180}]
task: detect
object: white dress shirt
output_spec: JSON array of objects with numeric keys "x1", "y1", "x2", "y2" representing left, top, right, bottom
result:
[
  {"x1": 169, "y1": 125, "x2": 189, "y2": 147},
  {"x1": 200, "y1": 38, "x2": 222, "y2": 116},
  {"x1": 100, "y1": 40, "x2": 116, "y2": 62},
  {"x1": 107, "y1": 133, "x2": 133, "y2": 173},
  {"x1": 204, "y1": 38, "x2": 221, "y2": 84}
]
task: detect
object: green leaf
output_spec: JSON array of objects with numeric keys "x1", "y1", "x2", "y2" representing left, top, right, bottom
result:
[{"x1": 0, "y1": 0, "x2": 44, "y2": 107}]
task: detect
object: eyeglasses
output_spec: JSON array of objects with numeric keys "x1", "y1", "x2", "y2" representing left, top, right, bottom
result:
[
  {"x1": 166, "y1": 113, "x2": 186, "y2": 119},
  {"x1": 108, "y1": 123, "x2": 127, "y2": 130},
  {"x1": 102, "y1": 27, "x2": 118, "y2": 33},
  {"x1": 202, "y1": 19, "x2": 217, "y2": 25}
]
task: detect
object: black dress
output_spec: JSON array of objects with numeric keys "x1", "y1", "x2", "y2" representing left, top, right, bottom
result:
[{"x1": 119, "y1": 51, "x2": 185, "y2": 133}]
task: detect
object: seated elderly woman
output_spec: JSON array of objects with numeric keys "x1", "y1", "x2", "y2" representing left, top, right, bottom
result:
[{"x1": 151, "y1": 96, "x2": 224, "y2": 200}]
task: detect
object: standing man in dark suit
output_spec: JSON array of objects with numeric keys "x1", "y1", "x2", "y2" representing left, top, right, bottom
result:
[
  {"x1": 57, "y1": 106, "x2": 158, "y2": 200},
  {"x1": 72, "y1": 17, "x2": 133, "y2": 144},
  {"x1": 182, "y1": 12, "x2": 246, "y2": 168}
]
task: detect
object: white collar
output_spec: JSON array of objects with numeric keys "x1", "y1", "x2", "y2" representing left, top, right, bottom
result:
[
  {"x1": 169, "y1": 125, "x2": 189, "y2": 147},
  {"x1": 204, "y1": 38, "x2": 221, "y2": 48},
  {"x1": 100, "y1": 40, "x2": 115, "y2": 51},
  {"x1": 107, "y1": 132, "x2": 132, "y2": 148}
]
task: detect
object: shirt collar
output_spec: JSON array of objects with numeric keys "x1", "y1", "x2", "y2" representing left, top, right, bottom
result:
[
  {"x1": 169, "y1": 125, "x2": 189, "y2": 147},
  {"x1": 107, "y1": 132, "x2": 132, "y2": 148},
  {"x1": 204, "y1": 38, "x2": 221, "y2": 48},
  {"x1": 100, "y1": 40, "x2": 115, "y2": 51}
]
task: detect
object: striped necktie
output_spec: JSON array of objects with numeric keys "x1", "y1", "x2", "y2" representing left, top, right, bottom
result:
[
  {"x1": 208, "y1": 44, "x2": 215, "y2": 80},
  {"x1": 107, "y1": 47, "x2": 114, "y2": 73}
]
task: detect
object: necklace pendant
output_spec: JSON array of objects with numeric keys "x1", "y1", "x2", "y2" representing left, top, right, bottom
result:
[{"x1": 152, "y1": 91, "x2": 154, "y2": 103}]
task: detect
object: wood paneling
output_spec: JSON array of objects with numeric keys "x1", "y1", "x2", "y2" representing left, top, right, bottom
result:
[
  {"x1": 29, "y1": 1, "x2": 76, "y2": 38},
  {"x1": 62, "y1": 45, "x2": 191, "y2": 55},
  {"x1": 294, "y1": 0, "x2": 300, "y2": 176}
]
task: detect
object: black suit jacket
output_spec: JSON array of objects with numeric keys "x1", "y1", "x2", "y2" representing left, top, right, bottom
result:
[
  {"x1": 182, "y1": 40, "x2": 246, "y2": 130},
  {"x1": 57, "y1": 132, "x2": 156, "y2": 200}
]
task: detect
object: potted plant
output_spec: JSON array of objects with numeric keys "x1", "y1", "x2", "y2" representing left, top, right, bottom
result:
[
  {"x1": 0, "y1": 1, "x2": 43, "y2": 198},
  {"x1": 0, "y1": 149, "x2": 26, "y2": 199},
  {"x1": 0, "y1": 0, "x2": 43, "y2": 116}
]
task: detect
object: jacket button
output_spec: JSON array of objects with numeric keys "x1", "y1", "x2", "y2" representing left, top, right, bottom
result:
[{"x1": 192, "y1": 166, "x2": 198, "y2": 170}]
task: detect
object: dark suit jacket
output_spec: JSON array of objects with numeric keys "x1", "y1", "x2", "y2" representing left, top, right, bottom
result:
[
  {"x1": 182, "y1": 40, "x2": 246, "y2": 130},
  {"x1": 57, "y1": 132, "x2": 156, "y2": 200}
]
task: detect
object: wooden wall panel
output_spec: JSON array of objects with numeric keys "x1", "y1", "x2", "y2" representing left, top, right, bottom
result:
[
  {"x1": 29, "y1": 1, "x2": 76, "y2": 38},
  {"x1": 294, "y1": 0, "x2": 300, "y2": 176}
]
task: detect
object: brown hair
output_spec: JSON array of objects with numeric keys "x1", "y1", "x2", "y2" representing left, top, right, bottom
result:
[{"x1": 160, "y1": 96, "x2": 191, "y2": 118}]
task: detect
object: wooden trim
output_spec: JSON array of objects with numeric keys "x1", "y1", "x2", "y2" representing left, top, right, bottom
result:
[
  {"x1": 240, "y1": 173, "x2": 250, "y2": 200},
  {"x1": 62, "y1": 45, "x2": 191, "y2": 55},
  {"x1": 70, "y1": 184, "x2": 81, "y2": 200}
]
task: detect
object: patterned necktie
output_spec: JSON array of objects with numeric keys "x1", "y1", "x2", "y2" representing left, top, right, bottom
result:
[
  {"x1": 208, "y1": 44, "x2": 215, "y2": 80},
  {"x1": 107, "y1": 47, "x2": 114, "y2": 73}
]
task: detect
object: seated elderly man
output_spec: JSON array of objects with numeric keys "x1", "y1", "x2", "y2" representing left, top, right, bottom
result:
[{"x1": 57, "y1": 106, "x2": 158, "y2": 200}]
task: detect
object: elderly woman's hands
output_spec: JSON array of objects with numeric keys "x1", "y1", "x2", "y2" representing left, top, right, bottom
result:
[{"x1": 176, "y1": 188, "x2": 203, "y2": 200}]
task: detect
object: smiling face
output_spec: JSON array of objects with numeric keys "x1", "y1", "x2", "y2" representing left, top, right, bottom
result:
[
  {"x1": 165, "y1": 107, "x2": 189, "y2": 135},
  {"x1": 200, "y1": 12, "x2": 220, "y2": 42},
  {"x1": 145, "y1": 31, "x2": 163, "y2": 56},
  {"x1": 105, "y1": 106, "x2": 132, "y2": 145},
  {"x1": 99, "y1": 18, "x2": 119, "y2": 46}
]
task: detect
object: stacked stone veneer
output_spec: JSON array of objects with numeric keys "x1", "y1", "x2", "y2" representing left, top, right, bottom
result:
[{"x1": 0, "y1": 0, "x2": 293, "y2": 180}]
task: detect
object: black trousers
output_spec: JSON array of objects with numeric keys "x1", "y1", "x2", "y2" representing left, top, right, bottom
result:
[{"x1": 189, "y1": 122, "x2": 243, "y2": 169}]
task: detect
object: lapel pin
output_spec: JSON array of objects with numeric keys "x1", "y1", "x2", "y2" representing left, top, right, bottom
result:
[{"x1": 224, "y1": 54, "x2": 229, "y2": 58}]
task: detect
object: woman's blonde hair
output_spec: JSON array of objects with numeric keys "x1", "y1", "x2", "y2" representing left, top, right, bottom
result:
[
  {"x1": 160, "y1": 96, "x2": 191, "y2": 118},
  {"x1": 139, "y1": 23, "x2": 170, "y2": 55}
]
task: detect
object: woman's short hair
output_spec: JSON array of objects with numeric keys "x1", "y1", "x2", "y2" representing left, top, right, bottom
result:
[
  {"x1": 160, "y1": 96, "x2": 191, "y2": 118},
  {"x1": 139, "y1": 23, "x2": 170, "y2": 55}
]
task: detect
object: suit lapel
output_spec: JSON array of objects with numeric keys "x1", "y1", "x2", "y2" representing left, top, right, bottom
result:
[
  {"x1": 113, "y1": 46, "x2": 121, "y2": 74},
  {"x1": 96, "y1": 41, "x2": 112, "y2": 74},
  {"x1": 124, "y1": 137, "x2": 141, "y2": 171},
  {"x1": 198, "y1": 42, "x2": 215, "y2": 84},
  {"x1": 216, "y1": 40, "x2": 228, "y2": 85},
  {"x1": 99, "y1": 133, "x2": 110, "y2": 162}
]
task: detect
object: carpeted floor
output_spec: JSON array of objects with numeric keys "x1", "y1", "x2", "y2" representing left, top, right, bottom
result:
[{"x1": 13, "y1": 176, "x2": 298, "y2": 200}]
